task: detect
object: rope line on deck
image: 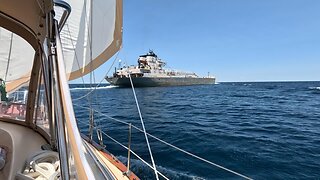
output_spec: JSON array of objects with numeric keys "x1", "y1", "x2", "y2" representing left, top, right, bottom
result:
[{"x1": 74, "y1": 104, "x2": 253, "y2": 179}]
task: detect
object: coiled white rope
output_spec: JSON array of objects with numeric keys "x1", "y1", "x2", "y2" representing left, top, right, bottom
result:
[
  {"x1": 128, "y1": 73, "x2": 160, "y2": 180},
  {"x1": 16, "y1": 151, "x2": 61, "y2": 180},
  {"x1": 74, "y1": 104, "x2": 253, "y2": 179}
]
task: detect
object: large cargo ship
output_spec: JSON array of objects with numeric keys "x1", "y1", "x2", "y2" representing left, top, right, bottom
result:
[{"x1": 106, "y1": 50, "x2": 215, "y2": 87}]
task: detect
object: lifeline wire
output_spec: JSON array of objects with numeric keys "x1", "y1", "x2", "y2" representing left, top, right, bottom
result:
[
  {"x1": 74, "y1": 103, "x2": 253, "y2": 180},
  {"x1": 128, "y1": 73, "x2": 160, "y2": 180},
  {"x1": 76, "y1": 119, "x2": 169, "y2": 180}
]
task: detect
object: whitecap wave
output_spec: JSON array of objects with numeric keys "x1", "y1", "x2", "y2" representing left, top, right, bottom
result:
[
  {"x1": 308, "y1": 86, "x2": 320, "y2": 90},
  {"x1": 70, "y1": 85, "x2": 117, "y2": 91},
  {"x1": 116, "y1": 155, "x2": 205, "y2": 179}
]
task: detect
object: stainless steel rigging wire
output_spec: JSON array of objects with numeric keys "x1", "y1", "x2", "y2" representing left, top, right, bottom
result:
[{"x1": 75, "y1": 103, "x2": 253, "y2": 180}]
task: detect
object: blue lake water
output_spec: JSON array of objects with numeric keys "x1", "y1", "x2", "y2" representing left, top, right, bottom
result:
[{"x1": 70, "y1": 81, "x2": 320, "y2": 179}]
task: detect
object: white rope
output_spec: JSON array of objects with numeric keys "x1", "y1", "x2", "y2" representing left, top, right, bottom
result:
[
  {"x1": 74, "y1": 104, "x2": 253, "y2": 179},
  {"x1": 16, "y1": 151, "x2": 60, "y2": 180},
  {"x1": 128, "y1": 73, "x2": 160, "y2": 180}
]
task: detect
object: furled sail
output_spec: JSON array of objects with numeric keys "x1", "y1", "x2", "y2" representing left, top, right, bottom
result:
[{"x1": 60, "y1": 0, "x2": 123, "y2": 80}]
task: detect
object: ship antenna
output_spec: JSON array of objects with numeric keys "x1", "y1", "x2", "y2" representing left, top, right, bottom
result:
[{"x1": 118, "y1": 59, "x2": 122, "y2": 69}]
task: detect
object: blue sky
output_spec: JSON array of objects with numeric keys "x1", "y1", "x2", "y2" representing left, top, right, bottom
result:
[{"x1": 73, "y1": 0, "x2": 320, "y2": 83}]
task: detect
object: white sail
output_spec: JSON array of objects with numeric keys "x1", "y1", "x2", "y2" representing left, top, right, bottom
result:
[
  {"x1": 0, "y1": 28, "x2": 35, "y2": 93},
  {"x1": 60, "y1": 0, "x2": 122, "y2": 80},
  {"x1": 1, "y1": 0, "x2": 135, "y2": 179},
  {"x1": 0, "y1": 0, "x2": 51, "y2": 93},
  {"x1": 0, "y1": 0, "x2": 122, "y2": 92}
]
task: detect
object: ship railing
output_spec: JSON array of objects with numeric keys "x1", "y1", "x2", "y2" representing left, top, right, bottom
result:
[
  {"x1": 163, "y1": 68, "x2": 198, "y2": 76},
  {"x1": 74, "y1": 103, "x2": 253, "y2": 180}
]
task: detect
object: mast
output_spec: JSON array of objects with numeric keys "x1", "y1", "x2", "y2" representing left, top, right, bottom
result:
[{"x1": 88, "y1": 0, "x2": 94, "y2": 142}]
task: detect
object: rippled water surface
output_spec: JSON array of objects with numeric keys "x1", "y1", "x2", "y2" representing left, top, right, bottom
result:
[{"x1": 71, "y1": 82, "x2": 320, "y2": 179}]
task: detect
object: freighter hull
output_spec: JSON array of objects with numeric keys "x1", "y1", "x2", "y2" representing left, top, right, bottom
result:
[{"x1": 105, "y1": 77, "x2": 215, "y2": 87}]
